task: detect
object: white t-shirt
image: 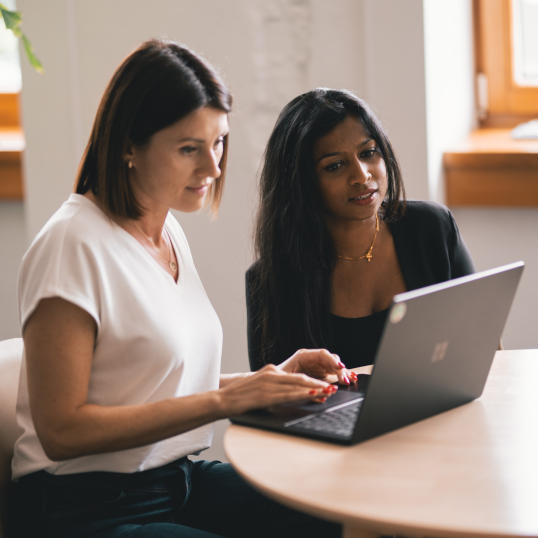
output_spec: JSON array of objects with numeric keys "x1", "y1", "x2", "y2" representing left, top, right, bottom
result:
[{"x1": 12, "y1": 194, "x2": 223, "y2": 480}]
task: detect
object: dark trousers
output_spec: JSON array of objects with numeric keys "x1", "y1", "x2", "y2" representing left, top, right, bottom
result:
[{"x1": 10, "y1": 458, "x2": 341, "y2": 538}]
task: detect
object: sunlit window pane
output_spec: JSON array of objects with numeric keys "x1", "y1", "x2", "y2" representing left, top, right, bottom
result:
[
  {"x1": 512, "y1": 0, "x2": 538, "y2": 86},
  {"x1": 0, "y1": 0, "x2": 21, "y2": 93}
]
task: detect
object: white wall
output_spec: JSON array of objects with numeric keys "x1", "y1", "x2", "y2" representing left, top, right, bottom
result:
[
  {"x1": 452, "y1": 208, "x2": 538, "y2": 350},
  {"x1": 362, "y1": 0, "x2": 430, "y2": 201},
  {"x1": 423, "y1": 0, "x2": 476, "y2": 204}
]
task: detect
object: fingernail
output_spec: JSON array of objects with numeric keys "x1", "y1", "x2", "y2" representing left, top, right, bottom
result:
[
  {"x1": 309, "y1": 390, "x2": 317, "y2": 395},
  {"x1": 319, "y1": 397, "x2": 327, "y2": 402},
  {"x1": 338, "y1": 361, "x2": 346, "y2": 368},
  {"x1": 345, "y1": 376, "x2": 350, "y2": 385}
]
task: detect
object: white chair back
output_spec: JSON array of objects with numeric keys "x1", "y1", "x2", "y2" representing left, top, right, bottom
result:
[{"x1": 0, "y1": 338, "x2": 23, "y2": 538}]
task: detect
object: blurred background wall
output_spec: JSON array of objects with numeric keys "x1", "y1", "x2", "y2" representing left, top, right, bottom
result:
[{"x1": 1, "y1": 0, "x2": 536, "y2": 461}]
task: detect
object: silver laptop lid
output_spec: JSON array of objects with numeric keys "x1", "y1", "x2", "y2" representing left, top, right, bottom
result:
[{"x1": 352, "y1": 261, "x2": 524, "y2": 443}]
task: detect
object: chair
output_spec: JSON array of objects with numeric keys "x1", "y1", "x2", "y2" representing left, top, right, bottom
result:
[{"x1": 0, "y1": 338, "x2": 23, "y2": 538}]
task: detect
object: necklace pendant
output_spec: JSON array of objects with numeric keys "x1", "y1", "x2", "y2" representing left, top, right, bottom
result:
[
  {"x1": 169, "y1": 260, "x2": 178, "y2": 272},
  {"x1": 336, "y1": 212, "x2": 379, "y2": 262}
]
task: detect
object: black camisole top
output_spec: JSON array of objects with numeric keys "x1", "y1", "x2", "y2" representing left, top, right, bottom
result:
[{"x1": 330, "y1": 309, "x2": 389, "y2": 369}]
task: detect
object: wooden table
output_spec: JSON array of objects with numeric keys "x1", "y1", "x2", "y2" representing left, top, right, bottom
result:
[{"x1": 224, "y1": 350, "x2": 538, "y2": 538}]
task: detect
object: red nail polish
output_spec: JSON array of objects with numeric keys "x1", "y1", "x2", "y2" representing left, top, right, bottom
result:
[
  {"x1": 319, "y1": 397, "x2": 327, "y2": 402},
  {"x1": 338, "y1": 361, "x2": 346, "y2": 368},
  {"x1": 309, "y1": 390, "x2": 317, "y2": 395}
]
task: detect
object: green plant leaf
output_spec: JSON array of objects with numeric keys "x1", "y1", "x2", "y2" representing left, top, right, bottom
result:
[
  {"x1": 21, "y1": 33, "x2": 44, "y2": 74},
  {"x1": 0, "y1": 4, "x2": 22, "y2": 31},
  {"x1": 0, "y1": 4, "x2": 44, "y2": 73},
  {"x1": 10, "y1": 25, "x2": 22, "y2": 38}
]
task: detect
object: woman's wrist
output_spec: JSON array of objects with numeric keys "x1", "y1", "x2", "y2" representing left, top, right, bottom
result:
[
  {"x1": 213, "y1": 383, "x2": 251, "y2": 417},
  {"x1": 219, "y1": 372, "x2": 255, "y2": 389}
]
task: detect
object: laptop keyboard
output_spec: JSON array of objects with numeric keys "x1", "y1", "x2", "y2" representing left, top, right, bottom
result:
[{"x1": 286, "y1": 400, "x2": 363, "y2": 438}]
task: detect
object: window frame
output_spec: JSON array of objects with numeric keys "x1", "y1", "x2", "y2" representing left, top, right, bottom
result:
[{"x1": 475, "y1": 0, "x2": 538, "y2": 128}]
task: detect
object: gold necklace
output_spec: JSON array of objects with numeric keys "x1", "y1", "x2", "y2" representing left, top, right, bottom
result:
[
  {"x1": 133, "y1": 221, "x2": 178, "y2": 272},
  {"x1": 337, "y1": 212, "x2": 379, "y2": 263}
]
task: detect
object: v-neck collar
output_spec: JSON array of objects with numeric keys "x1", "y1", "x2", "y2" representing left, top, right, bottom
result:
[{"x1": 70, "y1": 194, "x2": 186, "y2": 292}]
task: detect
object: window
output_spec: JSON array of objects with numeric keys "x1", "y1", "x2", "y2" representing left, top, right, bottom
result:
[
  {"x1": 444, "y1": 0, "x2": 538, "y2": 207},
  {"x1": 475, "y1": 0, "x2": 538, "y2": 127},
  {"x1": 0, "y1": 0, "x2": 24, "y2": 200},
  {"x1": 512, "y1": 0, "x2": 538, "y2": 86},
  {"x1": 0, "y1": 0, "x2": 21, "y2": 94}
]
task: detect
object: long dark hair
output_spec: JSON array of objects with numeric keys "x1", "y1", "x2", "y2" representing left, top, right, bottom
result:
[
  {"x1": 252, "y1": 88, "x2": 406, "y2": 366},
  {"x1": 75, "y1": 39, "x2": 232, "y2": 219}
]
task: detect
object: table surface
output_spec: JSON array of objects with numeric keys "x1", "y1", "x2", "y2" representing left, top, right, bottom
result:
[{"x1": 224, "y1": 350, "x2": 538, "y2": 538}]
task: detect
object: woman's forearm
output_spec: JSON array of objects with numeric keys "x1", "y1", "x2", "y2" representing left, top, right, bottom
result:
[
  {"x1": 37, "y1": 391, "x2": 228, "y2": 461},
  {"x1": 40, "y1": 367, "x2": 327, "y2": 461}
]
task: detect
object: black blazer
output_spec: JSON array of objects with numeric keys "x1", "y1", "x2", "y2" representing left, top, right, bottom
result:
[{"x1": 246, "y1": 201, "x2": 476, "y2": 371}]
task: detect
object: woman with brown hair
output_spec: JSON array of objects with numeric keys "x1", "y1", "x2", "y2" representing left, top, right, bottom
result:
[{"x1": 10, "y1": 41, "x2": 348, "y2": 538}]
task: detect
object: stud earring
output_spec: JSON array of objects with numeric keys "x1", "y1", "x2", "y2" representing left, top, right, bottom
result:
[{"x1": 128, "y1": 161, "x2": 133, "y2": 169}]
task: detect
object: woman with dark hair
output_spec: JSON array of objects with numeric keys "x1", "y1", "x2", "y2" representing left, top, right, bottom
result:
[
  {"x1": 11, "y1": 42, "x2": 347, "y2": 538},
  {"x1": 247, "y1": 88, "x2": 475, "y2": 371}
]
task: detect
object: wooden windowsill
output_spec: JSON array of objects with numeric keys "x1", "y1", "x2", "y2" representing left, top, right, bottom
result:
[
  {"x1": 0, "y1": 92, "x2": 24, "y2": 200},
  {"x1": 444, "y1": 128, "x2": 538, "y2": 207},
  {"x1": 0, "y1": 126, "x2": 25, "y2": 200}
]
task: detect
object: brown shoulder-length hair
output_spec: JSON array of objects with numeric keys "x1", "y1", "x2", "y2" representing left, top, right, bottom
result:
[{"x1": 75, "y1": 39, "x2": 232, "y2": 219}]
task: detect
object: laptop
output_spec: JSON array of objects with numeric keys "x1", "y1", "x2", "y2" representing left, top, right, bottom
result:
[{"x1": 230, "y1": 261, "x2": 524, "y2": 445}]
